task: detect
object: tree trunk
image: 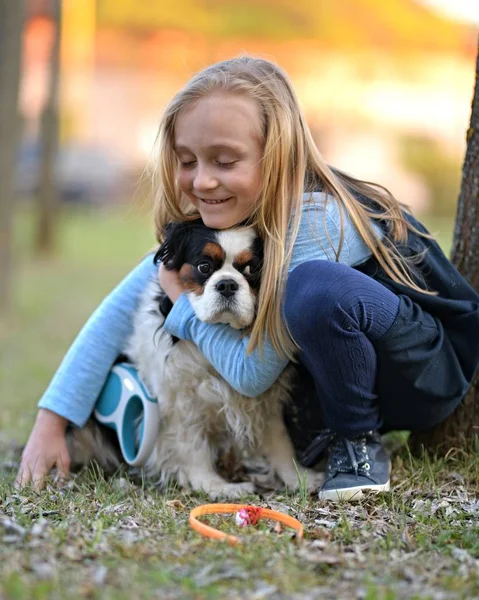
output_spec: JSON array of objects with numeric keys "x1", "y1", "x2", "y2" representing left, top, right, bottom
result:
[
  {"x1": 0, "y1": 1, "x2": 24, "y2": 311},
  {"x1": 409, "y1": 41, "x2": 479, "y2": 455},
  {"x1": 36, "y1": 0, "x2": 62, "y2": 254}
]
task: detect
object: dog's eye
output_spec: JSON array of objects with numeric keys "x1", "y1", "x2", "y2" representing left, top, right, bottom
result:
[
  {"x1": 197, "y1": 262, "x2": 212, "y2": 275},
  {"x1": 242, "y1": 263, "x2": 260, "y2": 276}
]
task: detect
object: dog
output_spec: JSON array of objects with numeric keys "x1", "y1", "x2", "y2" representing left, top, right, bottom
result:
[{"x1": 68, "y1": 220, "x2": 323, "y2": 498}]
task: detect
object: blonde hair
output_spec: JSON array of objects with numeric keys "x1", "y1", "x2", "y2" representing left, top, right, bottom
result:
[{"x1": 153, "y1": 56, "x2": 428, "y2": 359}]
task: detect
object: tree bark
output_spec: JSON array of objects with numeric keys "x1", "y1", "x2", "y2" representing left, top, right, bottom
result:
[
  {"x1": 0, "y1": 1, "x2": 24, "y2": 311},
  {"x1": 409, "y1": 41, "x2": 479, "y2": 455},
  {"x1": 36, "y1": 0, "x2": 62, "y2": 254}
]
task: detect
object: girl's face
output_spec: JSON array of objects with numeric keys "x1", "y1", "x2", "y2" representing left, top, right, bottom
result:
[{"x1": 174, "y1": 93, "x2": 264, "y2": 230}]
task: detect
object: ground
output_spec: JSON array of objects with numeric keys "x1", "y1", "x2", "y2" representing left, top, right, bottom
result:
[{"x1": 1, "y1": 206, "x2": 477, "y2": 600}]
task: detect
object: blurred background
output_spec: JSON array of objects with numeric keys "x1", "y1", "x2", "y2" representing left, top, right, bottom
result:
[
  {"x1": 17, "y1": 0, "x2": 478, "y2": 215},
  {"x1": 0, "y1": 0, "x2": 478, "y2": 441}
]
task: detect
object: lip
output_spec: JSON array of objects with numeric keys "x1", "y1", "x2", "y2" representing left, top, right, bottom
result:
[{"x1": 199, "y1": 197, "x2": 233, "y2": 205}]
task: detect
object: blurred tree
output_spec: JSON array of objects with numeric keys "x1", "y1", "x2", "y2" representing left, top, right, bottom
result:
[
  {"x1": 398, "y1": 135, "x2": 462, "y2": 218},
  {"x1": 96, "y1": 0, "x2": 468, "y2": 52},
  {"x1": 37, "y1": 0, "x2": 61, "y2": 254},
  {"x1": 0, "y1": 0, "x2": 24, "y2": 311},
  {"x1": 410, "y1": 41, "x2": 479, "y2": 454}
]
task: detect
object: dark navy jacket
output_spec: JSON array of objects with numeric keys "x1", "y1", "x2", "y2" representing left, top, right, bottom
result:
[
  {"x1": 356, "y1": 213, "x2": 479, "y2": 407},
  {"x1": 286, "y1": 212, "x2": 479, "y2": 449}
]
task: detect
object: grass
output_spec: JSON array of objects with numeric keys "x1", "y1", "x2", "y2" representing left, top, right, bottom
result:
[
  {"x1": 1, "y1": 205, "x2": 478, "y2": 599},
  {"x1": 0, "y1": 203, "x2": 155, "y2": 441}
]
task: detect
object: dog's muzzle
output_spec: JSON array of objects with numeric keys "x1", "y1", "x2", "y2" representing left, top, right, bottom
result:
[{"x1": 215, "y1": 279, "x2": 239, "y2": 299}]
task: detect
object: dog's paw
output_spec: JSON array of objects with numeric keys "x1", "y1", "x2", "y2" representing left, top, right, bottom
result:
[
  {"x1": 248, "y1": 470, "x2": 282, "y2": 492},
  {"x1": 304, "y1": 469, "x2": 325, "y2": 491},
  {"x1": 205, "y1": 481, "x2": 255, "y2": 500},
  {"x1": 278, "y1": 467, "x2": 324, "y2": 492}
]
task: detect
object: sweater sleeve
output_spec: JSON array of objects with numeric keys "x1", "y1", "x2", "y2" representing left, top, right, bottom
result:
[
  {"x1": 288, "y1": 192, "x2": 382, "y2": 272},
  {"x1": 38, "y1": 254, "x2": 157, "y2": 427},
  {"x1": 163, "y1": 295, "x2": 290, "y2": 397},
  {"x1": 163, "y1": 193, "x2": 382, "y2": 396}
]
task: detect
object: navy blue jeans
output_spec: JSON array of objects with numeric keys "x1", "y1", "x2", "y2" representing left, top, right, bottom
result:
[{"x1": 283, "y1": 260, "x2": 462, "y2": 439}]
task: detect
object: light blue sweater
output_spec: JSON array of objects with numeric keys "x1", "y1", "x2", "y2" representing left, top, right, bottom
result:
[{"x1": 38, "y1": 193, "x2": 380, "y2": 426}]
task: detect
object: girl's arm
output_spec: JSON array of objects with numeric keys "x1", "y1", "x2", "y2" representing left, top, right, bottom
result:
[
  {"x1": 162, "y1": 193, "x2": 380, "y2": 396},
  {"x1": 17, "y1": 254, "x2": 157, "y2": 488},
  {"x1": 163, "y1": 294, "x2": 290, "y2": 397},
  {"x1": 38, "y1": 254, "x2": 157, "y2": 427}
]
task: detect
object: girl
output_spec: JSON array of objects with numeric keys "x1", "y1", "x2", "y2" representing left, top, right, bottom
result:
[{"x1": 16, "y1": 57, "x2": 479, "y2": 500}]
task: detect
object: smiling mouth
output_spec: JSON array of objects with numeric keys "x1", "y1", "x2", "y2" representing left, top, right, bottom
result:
[{"x1": 200, "y1": 197, "x2": 232, "y2": 205}]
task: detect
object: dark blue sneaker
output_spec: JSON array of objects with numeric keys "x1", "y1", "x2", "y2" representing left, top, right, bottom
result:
[{"x1": 302, "y1": 430, "x2": 390, "y2": 501}]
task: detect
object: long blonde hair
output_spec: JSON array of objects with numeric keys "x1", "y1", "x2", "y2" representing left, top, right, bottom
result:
[{"x1": 152, "y1": 56, "x2": 428, "y2": 359}]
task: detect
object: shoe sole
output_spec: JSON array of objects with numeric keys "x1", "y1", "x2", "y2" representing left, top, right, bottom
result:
[{"x1": 318, "y1": 481, "x2": 390, "y2": 502}]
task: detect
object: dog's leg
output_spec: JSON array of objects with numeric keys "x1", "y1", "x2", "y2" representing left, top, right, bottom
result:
[
  {"x1": 261, "y1": 411, "x2": 324, "y2": 491},
  {"x1": 182, "y1": 445, "x2": 255, "y2": 499},
  {"x1": 66, "y1": 420, "x2": 123, "y2": 476}
]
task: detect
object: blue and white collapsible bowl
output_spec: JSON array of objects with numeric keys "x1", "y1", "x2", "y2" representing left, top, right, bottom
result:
[{"x1": 93, "y1": 363, "x2": 159, "y2": 467}]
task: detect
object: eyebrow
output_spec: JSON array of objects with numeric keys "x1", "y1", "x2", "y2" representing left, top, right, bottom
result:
[
  {"x1": 202, "y1": 242, "x2": 225, "y2": 263},
  {"x1": 173, "y1": 143, "x2": 246, "y2": 154},
  {"x1": 233, "y1": 250, "x2": 254, "y2": 266}
]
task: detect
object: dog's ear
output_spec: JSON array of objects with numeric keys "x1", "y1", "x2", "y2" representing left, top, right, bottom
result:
[{"x1": 154, "y1": 221, "x2": 194, "y2": 270}]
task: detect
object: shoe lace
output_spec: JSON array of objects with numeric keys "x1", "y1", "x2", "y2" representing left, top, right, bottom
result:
[
  {"x1": 301, "y1": 429, "x2": 375, "y2": 476},
  {"x1": 328, "y1": 434, "x2": 373, "y2": 477}
]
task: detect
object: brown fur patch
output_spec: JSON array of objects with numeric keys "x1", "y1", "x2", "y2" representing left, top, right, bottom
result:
[
  {"x1": 203, "y1": 242, "x2": 225, "y2": 263},
  {"x1": 234, "y1": 250, "x2": 254, "y2": 268},
  {"x1": 234, "y1": 249, "x2": 259, "y2": 297},
  {"x1": 66, "y1": 420, "x2": 123, "y2": 476},
  {"x1": 179, "y1": 264, "x2": 204, "y2": 295}
]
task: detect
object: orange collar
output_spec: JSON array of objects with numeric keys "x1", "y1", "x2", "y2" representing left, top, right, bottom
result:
[{"x1": 189, "y1": 503, "x2": 303, "y2": 545}]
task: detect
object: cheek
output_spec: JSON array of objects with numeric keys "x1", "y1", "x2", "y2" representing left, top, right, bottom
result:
[
  {"x1": 251, "y1": 166, "x2": 263, "y2": 195},
  {"x1": 177, "y1": 171, "x2": 191, "y2": 193},
  {"x1": 240, "y1": 167, "x2": 262, "y2": 200},
  {"x1": 231, "y1": 170, "x2": 261, "y2": 199}
]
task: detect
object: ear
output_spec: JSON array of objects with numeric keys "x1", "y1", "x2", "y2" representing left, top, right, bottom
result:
[{"x1": 154, "y1": 222, "x2": 193, "y2": 270}]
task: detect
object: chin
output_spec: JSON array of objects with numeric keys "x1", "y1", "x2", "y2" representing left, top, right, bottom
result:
[
  {"x1": 67, "y1": 219, "x2": 323, "y2": 498},
  {"x1": 198, "y1": 214, "x2": 238, "y2": 230},
  {"x1": 195, "y1": 201, "x2": 248, "y2": 231}
]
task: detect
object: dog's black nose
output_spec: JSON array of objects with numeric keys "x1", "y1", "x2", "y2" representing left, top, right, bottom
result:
[{"x1": 216, "y1": 279, "x2": 239, "y2": 298}]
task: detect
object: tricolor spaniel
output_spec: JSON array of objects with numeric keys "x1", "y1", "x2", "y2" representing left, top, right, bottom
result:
[{"x1": 68, "y1": 220, "x2": 322, "y2": 498}]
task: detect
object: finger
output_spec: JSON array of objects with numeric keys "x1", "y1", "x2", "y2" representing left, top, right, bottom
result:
[
  {"x1": 19, "y1": 456, "x2": 47, "y2": 491},
  {"x1": 31, "y1": 459, "x2": 48, "y2": 491},
  {"x1": 15, "y1": 458, "x2": 44, "y2": 490},
  {"x1": 33, "y1": 472, "x2": 47, "y2": 491},
  {"x1": 56, "y1": 451, "x2": 71, "y2": 481},
  {"x1": 14, "y1": 463, "x2": 31, "y2": 489}
]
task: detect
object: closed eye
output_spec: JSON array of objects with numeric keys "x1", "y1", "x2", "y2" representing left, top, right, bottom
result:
[
  {"x1": 216, "y1": 160, "x2": 236, "y2": 169},
  {"x1": 180, "y1": 160, "x2": 196, "y2": 168}
]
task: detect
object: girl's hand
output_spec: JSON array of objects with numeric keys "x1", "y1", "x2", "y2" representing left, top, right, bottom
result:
[
  {"x1": 158, "y1": 263, "x2": 184, "y2": 303},
  {"x1": 15, "y1": 408, "x2": 71, "y2": 490}
]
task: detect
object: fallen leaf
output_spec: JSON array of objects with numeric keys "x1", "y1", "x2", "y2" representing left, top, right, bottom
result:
[
  {"x1": 192, "y1": 562, "x2": 249, "y2": 587},
  {"x1": 92, "y1": 565, "x2": 108, "y2": 586},
  {"x1": 166, "y1": 499, "x2": 186, "y2": 510},
  {"x1": 298, "y1": 547, "x2": 343, "y2": 566},
  {"x1": 309, "y1": 526, "x2": 332, "y2": 541},
  {"x1": 30, "y1": 560, "x2": 56, "y2": 580},
  {"x1": 0, "y1": 517, "x2": 26, "y2": 541},
  {"x1": 401, "y1": 526, "x2": 417, "y2": 551}
]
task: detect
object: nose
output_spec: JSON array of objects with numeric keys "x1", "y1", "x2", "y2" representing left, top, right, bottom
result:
[
  {"x1": 216, "y1": 279, "x2": 239, "y2": 299},
  {"x1": 193, "y1": 164, "x2": 217, "y2": 191}
]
